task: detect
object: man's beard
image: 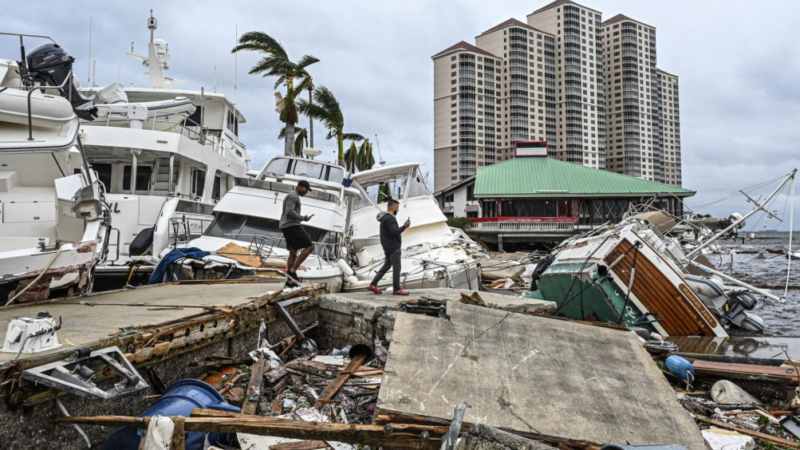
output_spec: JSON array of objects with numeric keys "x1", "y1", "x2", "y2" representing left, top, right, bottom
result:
[{"x1": 392, "y1": 209, "x2": 398, "y2": 216}]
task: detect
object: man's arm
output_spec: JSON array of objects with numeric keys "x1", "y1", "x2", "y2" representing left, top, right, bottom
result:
[
  {"x1": 284, "y1": 194, "x2": 305, "y2": 221},
  {"x1": 385, "y1": 216, "x2": 406, "y2": 236}
]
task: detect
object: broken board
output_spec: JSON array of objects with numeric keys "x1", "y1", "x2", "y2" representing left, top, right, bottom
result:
[{"x1": 377, "y1": 301, "x2": 706, "y2": 450}]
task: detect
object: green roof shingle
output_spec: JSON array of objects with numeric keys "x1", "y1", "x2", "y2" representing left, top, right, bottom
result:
[{"x1": 474, "y1": 157, "x2": 694, "y2": 197}]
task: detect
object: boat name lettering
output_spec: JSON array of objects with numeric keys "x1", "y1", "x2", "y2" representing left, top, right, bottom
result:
[
  {"x1": 110, "y1": 203, "x2": 121, "y2": 213},
  {"x1": 678, "y1": 283, "x2": 719, "y2": 328}
]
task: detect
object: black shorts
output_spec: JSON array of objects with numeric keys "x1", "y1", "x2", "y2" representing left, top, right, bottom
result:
[{"x1": 281, "y1": 226, "x2": 313, "y2": 250}]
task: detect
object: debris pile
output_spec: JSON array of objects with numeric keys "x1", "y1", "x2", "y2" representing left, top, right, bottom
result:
[
  {"x1": 196, "y1": 338, "x2": 389, "y2": 427},
  {"x1": 479, "y1": 252, "x2": 544, "y2": 291}
]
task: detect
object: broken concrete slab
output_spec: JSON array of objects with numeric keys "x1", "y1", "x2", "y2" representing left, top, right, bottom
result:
[
  {"x1": 316, "y1": 288, "x2": 555, "y2": 349},
  {"x1": 377, "y1": 301, "x2": 706, "y2": 450}
]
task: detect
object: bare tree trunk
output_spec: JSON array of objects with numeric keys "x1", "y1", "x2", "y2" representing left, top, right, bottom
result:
[
  {"x1": 308, "y1": 86, "x2": 314, "y2": 148},
  {"x1": 285, "y1": 120, "x2": 295, "y2": 156}
]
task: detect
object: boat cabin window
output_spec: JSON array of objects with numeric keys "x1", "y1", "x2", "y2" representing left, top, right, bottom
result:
[
  {"x1": 122, "y1": 165, "x2": 153, "y2": 191},
  {"x1": 187, "y1": 106, "x2": 203, "y2": 128},
  {"x1": 191, "y1": 168, "x2": 206, "y2": 197},
  {"x1": 264, "y1": 158, "x2": 345, "y2": 184},
  {"x1": 205, "y1": 213, "x2": 327, "y2": 247},
  {"x1": 212, "y1": 176, "x2": 222, "y2": 201},
  {"x1": 86, "y1": 164, "x2": 112, "y2": 189},
  {"x1": 175, "y1": 201, "x2": 215, "y2": 216},
  {"x1": 226, "y1": 110, "x2": 238, "y2": 136}
]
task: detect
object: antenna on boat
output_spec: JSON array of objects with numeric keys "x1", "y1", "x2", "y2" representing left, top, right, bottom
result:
[
  {"x1": 374, "y1": 134, "x2": 385, "y2": 167},
  {"x1": 213, "y1": 66, "x2": 217, "y2": 93},
  {"x1": 87, "y1": 16, "x2": 92, "y2": 86},
  {"x1": 148, "y1": 9, "x2": 157, "y2": 44},
  {"x1": 234, "y1": 25, "x2": 238, "y2": 107},
  {"x1": 92, "y1": 60, "x2": 96, "y2": 87}
]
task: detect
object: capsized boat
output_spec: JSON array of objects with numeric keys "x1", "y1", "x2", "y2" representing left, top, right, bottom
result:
[
  {"x1": 527, "y1": 217, "x2": 729, "y2": 337},
  {"x1": 343, "y1": 163, "x2": 486, "y2": 292},
  {"x1": 0, "y1": 33, "x2": 110, "y2": 303}
]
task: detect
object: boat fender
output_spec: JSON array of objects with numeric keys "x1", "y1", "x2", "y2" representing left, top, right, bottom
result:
[
  {"x1": 337, "y1": 259, "x2": 354, "y2": 277},
  {"x1": 665, "y1": 355, "x2": 694, "y2": 381},
  {"x1": 741, "y1": 313, "x2": 765, "y2": 333},
  {"x1": 344, "y1": 275, "x2": 358, "y2": 285}
]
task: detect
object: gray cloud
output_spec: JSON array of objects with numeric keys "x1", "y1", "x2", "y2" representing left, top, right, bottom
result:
[{"x1": 2, "y1": 0, "x2": 799, "y2": 229}]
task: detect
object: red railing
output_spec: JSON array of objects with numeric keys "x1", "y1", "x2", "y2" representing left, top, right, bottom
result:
[
  {"x1": 471, "y1": 217, "x2": 577, "y2": 223},
  {"x1": 470, "y1": 217, "x2": 577, "y2": 233}
]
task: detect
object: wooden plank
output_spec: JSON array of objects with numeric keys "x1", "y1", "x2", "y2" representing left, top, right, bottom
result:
[
  {"x1": 693, "y1": 360, "x2": 800, "y2": 384},
  {"x1": 56, "y1": 414, "x2": 441, "y2": 450},
  {"x1": 694, "y1": 416, "x2": 800, "y2": 449},
  {"x1": 242, "y1": 358, "x2": 267, "y2": 415},
  {"x1": 270, "y1": 440, "x2": 331, "y2": 450},
  {"x1": 314, "y1": 354, "x2": 366, "y2": 409},
  {"x1": 265, "y1": 366, "x2": 288, "y2": 384}
]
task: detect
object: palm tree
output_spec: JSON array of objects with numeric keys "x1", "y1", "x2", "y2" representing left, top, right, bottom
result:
[
  {"x1": 356, "y1": 139, "x2": 376, "y2": 171},
  {"x1": 344, "y1": 142, "x2": 359, "y2": 173},
  {"x1": 232, "y1": 32, "x2": 318, "y2": 156},
  {"x1": 298, "y1": 86, "x2": 362, "y2": 166},
  {"x1": 278, "y1": 126, "x2": 309, "y2": 157}
]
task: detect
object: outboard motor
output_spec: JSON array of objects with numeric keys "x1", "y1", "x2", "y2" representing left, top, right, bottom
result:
[
  {"x1": 721, "y1": 290, "x2": 762, "y2": 331},
  {"x1": 24, "y1": 43, "x2": 96, "y2": 120}
]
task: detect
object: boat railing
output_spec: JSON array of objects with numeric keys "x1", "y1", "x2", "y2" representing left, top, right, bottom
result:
[
  {"x1": 169, "y1": 216, "x2": 214, "y2": 248},
  {"x1": 247, "y1": 234, "x2": 341, "y2": 270}
]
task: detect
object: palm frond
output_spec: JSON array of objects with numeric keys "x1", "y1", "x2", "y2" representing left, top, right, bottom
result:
[
  {"x1": 294, "y1": 128, "x2": 308, "y2": 156},
  {"x1": 342, "y1": 133, "x2": 364, "y2": 142},
  {"x1": 233, "y1": 31, "x2": 288, "y2": 59},
  {"x1": 296, "y1": 54, "x2": 320, "y2": 70}
]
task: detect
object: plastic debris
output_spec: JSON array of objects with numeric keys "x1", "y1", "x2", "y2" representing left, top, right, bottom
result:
[{"x1": 701, "y1": 428, "x2": 755, "y2": 450}]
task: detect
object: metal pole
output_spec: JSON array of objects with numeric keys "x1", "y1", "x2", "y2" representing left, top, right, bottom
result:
[
  {"x1": 131, "y1": 151, "x2": 138, "y2": 195},
  {"x1": 685, "y1": 169, "x2": 797, "y2": 260},
  {"x1": 168, "y1": 154, "x2": 174, "y2": 196},
  {"x1": 689, "y1": 260, "x2": 785, "y2": 304}
]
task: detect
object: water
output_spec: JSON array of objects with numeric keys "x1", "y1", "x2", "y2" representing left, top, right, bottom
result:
[{"x1": 713, "y1": 233, "x2": 799, "y2": 337}]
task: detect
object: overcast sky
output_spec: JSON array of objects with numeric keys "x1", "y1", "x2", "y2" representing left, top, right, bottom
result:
[{"x1": 3, "y1": 0, "x2": 799, "y2": 230}]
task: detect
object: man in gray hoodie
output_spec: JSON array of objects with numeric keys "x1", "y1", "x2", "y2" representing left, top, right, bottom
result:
[{"x1": 367, "y1": 199, "x2": 411, "y2": 295}]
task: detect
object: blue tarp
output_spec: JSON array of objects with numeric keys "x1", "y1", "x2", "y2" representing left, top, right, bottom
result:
[{"x1": 148, "y1": 247, "x2": 210, "y2": 285}]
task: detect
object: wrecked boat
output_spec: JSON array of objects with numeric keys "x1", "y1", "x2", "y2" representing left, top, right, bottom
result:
[
  {"x1": 528, "y1": 217, "x2": 730, "y2": 337},
  {"x1": 0, "y1": 33, "x2": 111, "y2": 303},
  {"x1": 166, "y1": 154, "x2": 361, "y2": 290},
  {"x1": 344, "y1": 163, "x2": 486, "y2": 292}
]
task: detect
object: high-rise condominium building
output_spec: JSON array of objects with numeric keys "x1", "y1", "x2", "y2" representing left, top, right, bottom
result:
[
  {"x1": 432, "y1": 0, "x2": 683, "y2": 191},
  {"x1": 527, "y1": 0, "x2": 606, "y2": 171},
  {"x1": 432, "y1": 20, "x2": 556, "y2": 191}
]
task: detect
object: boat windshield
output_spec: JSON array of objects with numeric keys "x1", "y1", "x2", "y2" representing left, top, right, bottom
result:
[
  {"x1": 263, "y1": 158, "x2": 344, "y2": 184},
  {"x1": 354, "y1": 167, "x2": 431, "y2": 205},
  {"x1": 204, "y1": 212, "x2": 328, "y2": 247}
]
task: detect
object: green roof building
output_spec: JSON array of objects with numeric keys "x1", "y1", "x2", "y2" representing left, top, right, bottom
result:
[{"x1": 434, "y1": 154, "x2": 694, "y2": 248}]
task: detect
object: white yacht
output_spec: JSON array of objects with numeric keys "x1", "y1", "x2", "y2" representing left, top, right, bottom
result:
[
  {"x1": 344, "y1": 163, "x2": 486, "y2": 292},
  {"x1": 176, "y1": 154, "x2": 360, "y2": 291},
  {"x1": 78, "y1": 12, "x2": 251, "y2": 285},
  {"x1": 0, "y1": 33, "x2": 110, "y2": 303}
]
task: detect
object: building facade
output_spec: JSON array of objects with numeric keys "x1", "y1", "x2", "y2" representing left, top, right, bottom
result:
[
  {"x1": 527, "y1": 0, "x2": 606, "y2": 170},
  {"x1": 432, "y1": 0, "x2": 682, "y2": 191}
]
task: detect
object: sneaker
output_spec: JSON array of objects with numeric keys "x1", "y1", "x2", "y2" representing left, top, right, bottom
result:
[
  {"x1": 284, "y1": 279, "x2": 300, "y2": 289},
  {"x1": 393, "y1": 289, "x2": 411, "y2": 296},
  {"x1": 367, "y1": 284, "x2": 382, "y2": 295},
  {"x1": 287, "y1": 270, "x2": 303, "y2": 283}
]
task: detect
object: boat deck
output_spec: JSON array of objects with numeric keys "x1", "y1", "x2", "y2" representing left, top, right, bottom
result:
[{"x1": 0, "y1": 281, "x2": 282, "y2": 363}]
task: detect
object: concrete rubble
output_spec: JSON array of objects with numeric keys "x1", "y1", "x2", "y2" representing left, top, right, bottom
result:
[{"x1": 0, "y1": 278, "x2": 798, "y2": 449}]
